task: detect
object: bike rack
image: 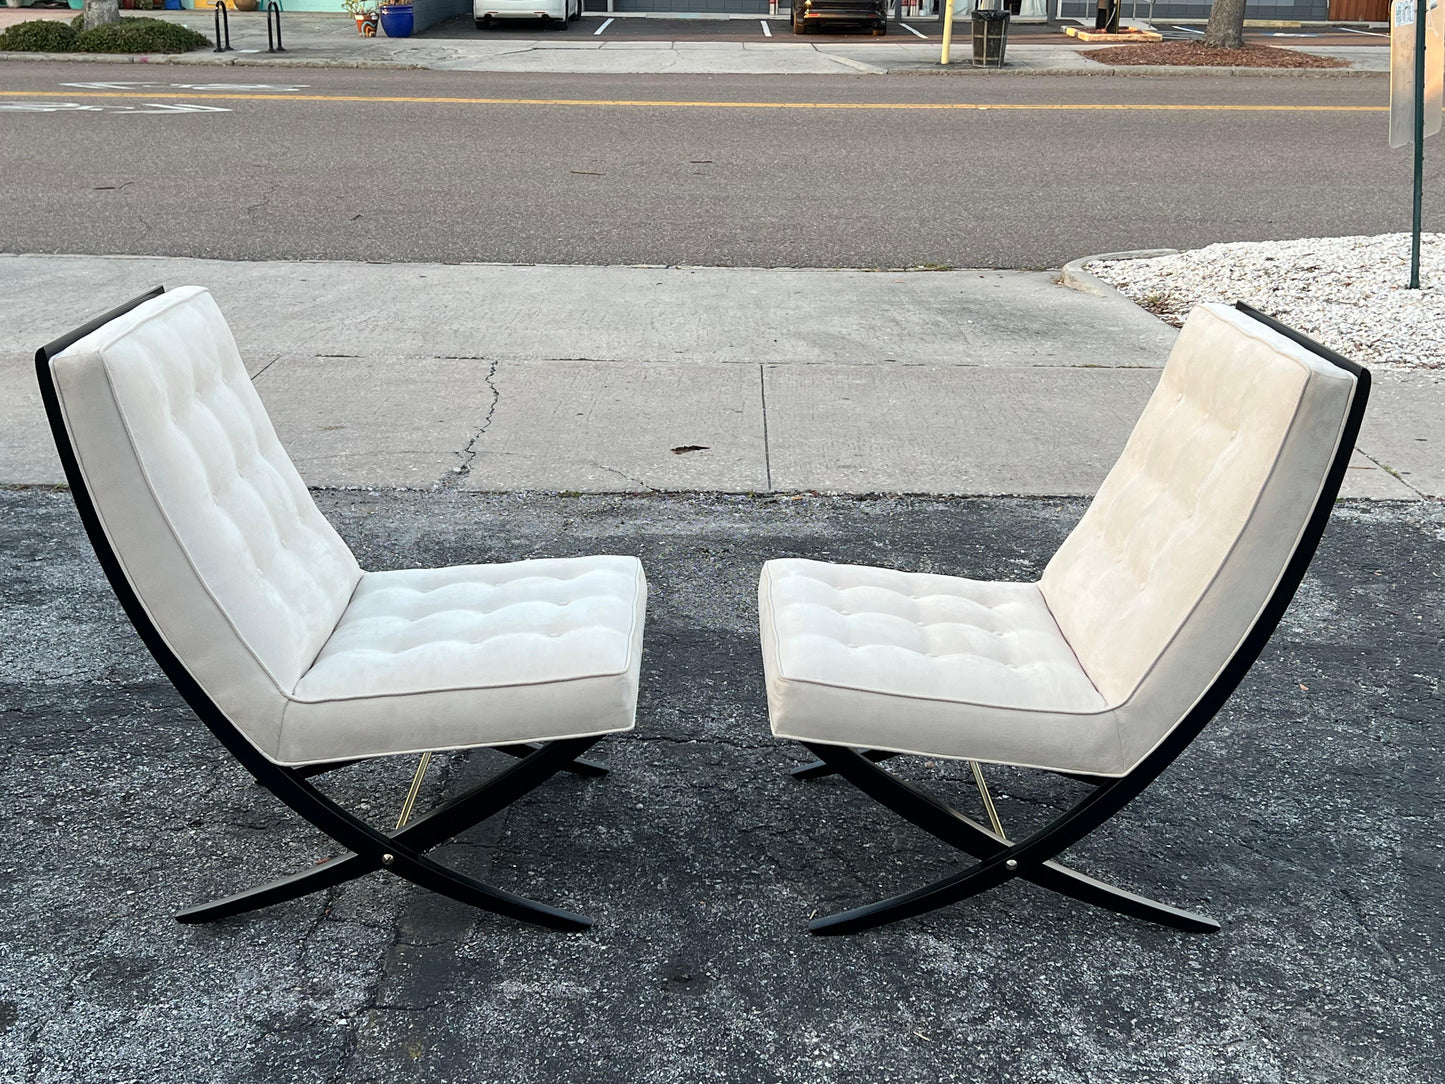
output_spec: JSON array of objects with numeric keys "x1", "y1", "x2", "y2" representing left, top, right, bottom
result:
[
  {"x1": 213, "y1": 0, "x2": 232, "y2": 52},
  {"x1": 266, "y1": 1, "x2": 285, "y2": 52}
]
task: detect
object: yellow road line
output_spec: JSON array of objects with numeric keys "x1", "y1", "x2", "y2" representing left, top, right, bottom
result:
[{"x1": 0, "y1": 89, "x2": 1389, "y2": 111}]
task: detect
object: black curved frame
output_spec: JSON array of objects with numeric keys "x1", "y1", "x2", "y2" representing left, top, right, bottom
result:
[
  {"x1": 788, "y1": 303, "x2": 1371, "y2": 936},
  {"x1": 37, "y1": 287, "x2": 611, "y2": 931}
]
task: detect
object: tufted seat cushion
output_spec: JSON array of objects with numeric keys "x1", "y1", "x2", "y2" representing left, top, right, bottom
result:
[
  {"x1": 47, "y1": 286, "x2": 646, "y2": 766},
  {"x1": 285, "y1": 557, "x2": 646, "y2": 765},
  {"x1": 759, "y1": 560, "x2": 1112, "y2": 771},
  {"x1": 760, "y1": 303, "x2": 1359, "y2": 776}
]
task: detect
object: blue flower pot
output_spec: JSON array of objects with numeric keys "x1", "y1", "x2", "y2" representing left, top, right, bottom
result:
[{"x1": 378, "y1": 3, "x2": 413, "y2": 37}]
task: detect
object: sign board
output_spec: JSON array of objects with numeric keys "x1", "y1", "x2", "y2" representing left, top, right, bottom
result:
[{"x1": 1390, "y1": 0, "x2": 1444, "y2": 148}]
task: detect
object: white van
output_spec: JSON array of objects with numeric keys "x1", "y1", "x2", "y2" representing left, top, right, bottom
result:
[{"x1": 475, "y1": 0, "x2": 580, "y2": 28}]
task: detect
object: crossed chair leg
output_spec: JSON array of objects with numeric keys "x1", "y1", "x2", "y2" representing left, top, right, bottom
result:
[
  {"x1": 794, "y1": 744, "x2": 1220, "y2": 936},
  {"x1": 178, "y1": 736, "x2": 606, "y2": 931}
]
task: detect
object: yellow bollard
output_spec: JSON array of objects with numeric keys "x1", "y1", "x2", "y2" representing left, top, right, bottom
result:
[{"x1": 940, "y1": 0, "x2": 957, "y2": 65}]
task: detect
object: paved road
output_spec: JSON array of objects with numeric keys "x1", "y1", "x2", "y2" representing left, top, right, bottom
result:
[{"x1": 0, "y1": 60, "x2": 1420, "y2": 268}]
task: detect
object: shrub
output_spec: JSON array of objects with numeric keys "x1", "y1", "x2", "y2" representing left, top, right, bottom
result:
[
  {"x1": 0, "y1": 20, "x2": 79, "y2": 52},
  {"x1": 76, "y1": 17, "x2": 211, "y2": 54},
  {"x1": 0, "y1": 16, "x2": 208, "y2": 54}
]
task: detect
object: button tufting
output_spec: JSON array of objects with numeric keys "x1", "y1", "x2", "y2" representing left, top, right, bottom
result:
[
  {"x1": 296, "y1": 556, "x2": 644, "y2": 704},
  {"x1": 764, "y1": 559, "x2": 1103, "y2": 714}
]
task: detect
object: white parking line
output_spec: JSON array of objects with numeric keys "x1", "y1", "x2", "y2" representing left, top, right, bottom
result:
[
  {"x1": 594, "y1": 16, "x2": 613, "y2": 35},
  {"x1": 1173, "y1": 25, "x2": 1204, "y2": 34},
  {"x1": 900, "y1": 22, "x2": 927, "y2": 38},
  {"x1": 1337, "y1": 25, "x2": 1388, "y2": 36},
  {"x1": 761, "y1": 19, "x2": 772, "y2": 36}
]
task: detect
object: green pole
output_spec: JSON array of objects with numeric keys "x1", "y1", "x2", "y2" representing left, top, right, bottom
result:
[{"x1": 1411, "y1": 0, "x2": 1426, "y2": 289}]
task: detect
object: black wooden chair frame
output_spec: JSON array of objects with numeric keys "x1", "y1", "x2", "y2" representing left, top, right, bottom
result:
[
  {"x1": 38, "y1": 287, "x2": 611, "y2": 932},
  {"x1": 787, "y1": 304, "x2": 1371, "y2": 936}
]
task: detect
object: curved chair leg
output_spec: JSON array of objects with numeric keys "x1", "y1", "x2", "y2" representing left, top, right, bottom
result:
[
  {"x1": 801, "y1": 743, "x2": 1219, "y2": 935},
  {"x1": 491, "y1": 742, "x2": 610, "y2": 777},
  {"x1": 383, "y1": 845, "x2": 592, "y2": 931},
  {"x1": 790, "y1": 748, "x2": 901, "y2": 780},
  {"x1": 1023, "y1": 863, "x2": 1220, "y2": 934},
  {"x1": 178, "y1": 842, "x2": 593, "y2": 930},
  {"x1": 180, "y1": 736, "x2": 604, "y2": 929},
  {"x1": 290, "y1": 757, "x2": 364, "y2": 780},
  {"x1": 811, "y1": 858, "x2": 1219, "y2": 936},
  {"x1": 177, "y1": 851, "x2": 368, "y2": 923}
]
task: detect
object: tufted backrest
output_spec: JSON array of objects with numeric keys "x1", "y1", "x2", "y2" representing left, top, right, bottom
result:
[
  {"x1": 1040, "y1": 303, "x2": 1357, "y2": 736},
  {"x1": 47, "y1": 287, "x2": 362, "y2": 757}
]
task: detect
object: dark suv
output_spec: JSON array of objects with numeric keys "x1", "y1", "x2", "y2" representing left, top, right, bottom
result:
[{"x1": 792, "y1": 0, "x2": 888, "y2": 35}]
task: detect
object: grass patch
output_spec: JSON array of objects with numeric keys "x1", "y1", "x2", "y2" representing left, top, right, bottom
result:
[{"x1": 0, "y1": 16, "x2": 210, "y2": 54}]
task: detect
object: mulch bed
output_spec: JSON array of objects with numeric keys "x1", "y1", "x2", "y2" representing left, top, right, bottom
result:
[{"x1": 1091, "y1": 41, "x2": 1349, "y2": 68}]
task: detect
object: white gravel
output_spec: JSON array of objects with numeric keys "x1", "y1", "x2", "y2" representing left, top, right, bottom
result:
[{"x1": 1086, "y1": 233, "x2": 1444, "y2": 372}]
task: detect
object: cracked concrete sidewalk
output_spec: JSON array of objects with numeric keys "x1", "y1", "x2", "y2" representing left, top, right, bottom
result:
[
  {"x1": 0, "y1": 489, "x2": 1440, "y2": 1083},
  {"x1": 3, "y1": 253, "x2": 1440, "y2": 499}
]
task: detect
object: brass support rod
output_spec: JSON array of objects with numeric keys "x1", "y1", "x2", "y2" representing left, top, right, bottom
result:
[
  {"x1": 395, "y1": 752, "x2": 433, "y2": 831},
  {"x1": 969, "y1": 760, "x2": 1005, "y2": 839}
]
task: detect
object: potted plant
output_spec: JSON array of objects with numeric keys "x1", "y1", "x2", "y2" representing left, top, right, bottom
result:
[
  {"x1": 378, "y1": 1, "x2": 412, "y2": 38},
  {"x1": 342, "y1": 0, "x2": 379, "y2": 35}
]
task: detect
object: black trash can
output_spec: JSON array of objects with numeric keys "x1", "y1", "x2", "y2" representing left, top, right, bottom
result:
[{"x1": 971, "y1": 8, "x2": 1010, "y2": 68}]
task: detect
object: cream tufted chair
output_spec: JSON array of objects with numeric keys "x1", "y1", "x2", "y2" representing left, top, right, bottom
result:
[
  {"x1": 759, "y1": 302, "x2": 1370, "y2": 935},
  {"x1": 37, "y1": 286, "x2": 647, "y2": 931}
]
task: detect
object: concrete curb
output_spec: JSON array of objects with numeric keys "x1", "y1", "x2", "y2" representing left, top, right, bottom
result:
[
  {"x1": 0, "y1": 49, "x2": 423, "y2": 68},
  {"x1": 894, "y1": 61, "x2": 1384, "y2": 77},
  {"x1": 1060, "y1": 248, "x2": 1179, "y2": 299},
  {"x1": 822, "y1": 53, "x2": 888, "y2": 75}
]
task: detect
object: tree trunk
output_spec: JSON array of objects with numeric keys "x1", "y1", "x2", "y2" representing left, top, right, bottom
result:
[
  {"x1": 82, "y1": 0, "x2": 121, "y2": 31},
  {"x1": 1202, "y1": 0, "x2": 1247, "y2": 48}
]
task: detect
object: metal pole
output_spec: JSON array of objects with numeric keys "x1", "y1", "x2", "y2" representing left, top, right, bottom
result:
[
  {"x1": 395, "y1": 752, "x2": 433, "y2": 830},
  {"x1": 940, "y1": 0, "x2": 956, "y2": 63},
  {"x1": 969, "y1": 761, "x2": 1006, "y2": 839},
  {"x1": 1410, "y1": 0, "x2": 1426, "y2": 288}
]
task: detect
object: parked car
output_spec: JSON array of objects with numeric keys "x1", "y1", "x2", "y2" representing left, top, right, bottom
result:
[
  {"x1": 475, "y1": 0, "x2": 581, "y2": 29},
  {"x1": 792, "y1": 0, "x2": 887, "y2": 34}
]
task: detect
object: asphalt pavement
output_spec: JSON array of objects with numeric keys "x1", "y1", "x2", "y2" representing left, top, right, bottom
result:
[
  {"x1": 1, "y1": 487, "x2": 1440, "y2": 1083},
  {"x1": 0, "y1": 62, "x2": 1418, "y2": 268}
]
